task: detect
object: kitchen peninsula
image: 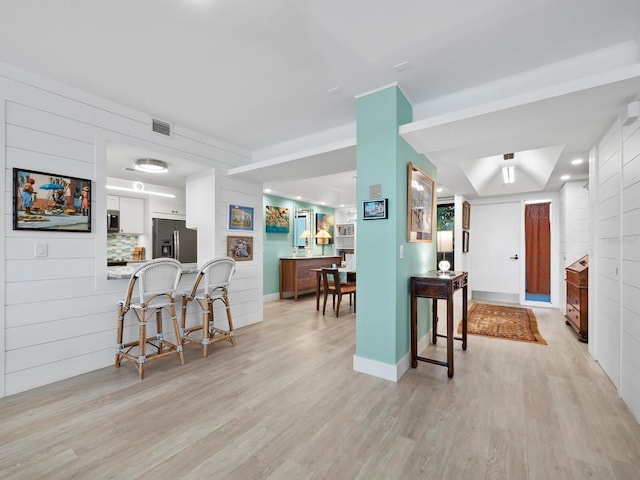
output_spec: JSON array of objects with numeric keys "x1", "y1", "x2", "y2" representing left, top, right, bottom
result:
[{"x1": 107, "y1": 262, "x2": 199, "y2": 279}]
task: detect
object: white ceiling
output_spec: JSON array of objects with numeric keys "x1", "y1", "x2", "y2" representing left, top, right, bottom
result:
[{"x1": 1, "y1": 0, "x2": 640, "y2": 204}]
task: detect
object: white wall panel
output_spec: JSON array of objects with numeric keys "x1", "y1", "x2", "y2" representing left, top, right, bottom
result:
[
  {"x1": 6, "y1": 125, "x2": 94, "y2": 163},
  {"x1": 6, "y1": 101, "x2": 95, "y2": 142},
  {"x1": 622, "y1": 209, "x2": 640, "y2": 236},
  {"x1": 5, "y1": 147, "x2": 95, "y2": 180},
  {"x1": 6, "y1": 293, "x2": 115, "y2": 328}
]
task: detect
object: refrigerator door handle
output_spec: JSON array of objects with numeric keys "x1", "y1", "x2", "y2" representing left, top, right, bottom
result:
[{"x1": 174, "y1": 230, "x2": 180, "y2": 260}]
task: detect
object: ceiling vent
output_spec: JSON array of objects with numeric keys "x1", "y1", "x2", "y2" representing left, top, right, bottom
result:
[
  {"x1": 152, "y1": 118, "x2": 172, "y2": 136},
  {"x1": 622, "y1": 101, "x2": 640, "y2": 126},
  {"x1": 503, "y1": 153, "x2": 514, "y2": 160}
]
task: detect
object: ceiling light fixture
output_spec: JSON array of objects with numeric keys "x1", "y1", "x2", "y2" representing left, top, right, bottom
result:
[
  {"x1": 502, "y1": 166, "x2": 515, "y2": 184},
  {"x1": 561, "y1": 174, "x2": 571, "y2": 180},
  {"x1": 571, "y1": 158, "x2": 584, "y2": 165},
  {"x1": 134, "y1": 158, "x2": 168, "y2": 173}
]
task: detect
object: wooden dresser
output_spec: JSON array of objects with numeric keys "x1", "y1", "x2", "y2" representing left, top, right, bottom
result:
[
  {"x1": 565, "y1": 255, "x2": 588, "y2": 342},
  {"x1": 280, "y1": 256, "x2": 341, "y2": 301}
]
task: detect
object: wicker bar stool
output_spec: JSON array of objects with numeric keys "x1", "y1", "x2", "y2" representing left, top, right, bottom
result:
[
  {"x1": 115, "y1": 258, "x2": 184, "y2": 379},
  {"x1": 181, "y1": 256, "x2": 236, "y2": 357}
]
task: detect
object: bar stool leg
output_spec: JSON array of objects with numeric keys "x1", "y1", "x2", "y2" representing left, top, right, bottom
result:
[
  {"x1": 138, "y1": 308, "x2": 147, "y2": 380},
  {"x1": 223, "y1": 293, "x2": 236, "y2": 346},
  {"x1": 201, "y1": 299, "x2": 212, "y2": 357},
  {"x1": 170, "y1": 302, "x2": 185, "y2": 365},
  {"x1": 115, "y1": 306, "x2": 125, "y2": 367}
]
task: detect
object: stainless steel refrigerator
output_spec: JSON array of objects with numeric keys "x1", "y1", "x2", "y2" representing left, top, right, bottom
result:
[{"x1": 152, "y1": 218, "x2": 197, "y2": 263}]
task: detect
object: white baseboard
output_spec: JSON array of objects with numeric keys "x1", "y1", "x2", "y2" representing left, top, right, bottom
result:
[
  {"x1": 352, "y1": 330, "x2": 431, "y2": 382},
  {"x1": 263, "y1": 293, "x2": 280, "y2": 303}
]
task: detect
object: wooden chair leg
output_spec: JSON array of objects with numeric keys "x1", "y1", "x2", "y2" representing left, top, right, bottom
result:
[
  {"x1": 138, "y1": 309, "x2": 147, "y2": 380},
  {"x1": 336, "y1": 294, "x2": 342, "y2": 317},
  {"x1": 115, "y1": 307, "x2": 125, "y2": 367},
  {"x1": 223, "y1": 295, "x2": 236, "y2": 346},
  {"x1": 322, "y1": 289, "x2": 328, "y2": 315},
  {"x1": 170, "y1": 303, "x2": 185, "y2": 365},
  {"x1": 201, "y1": 300, "x2": 212, "y2": 357}
]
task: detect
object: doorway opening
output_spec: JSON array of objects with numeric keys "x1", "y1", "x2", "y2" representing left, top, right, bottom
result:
[{"x1": 524, "y1": 201, "x2": 551, "y2": 303}]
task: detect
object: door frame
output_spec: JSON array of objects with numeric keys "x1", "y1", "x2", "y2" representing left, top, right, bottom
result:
[{"x1": 519, "y1": 195, "x2": 560, "y2": 308}]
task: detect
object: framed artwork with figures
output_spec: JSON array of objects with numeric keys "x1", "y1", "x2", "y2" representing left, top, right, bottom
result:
[{"x1": 13, "y1": 168, "x2": 91, "y2": 232}]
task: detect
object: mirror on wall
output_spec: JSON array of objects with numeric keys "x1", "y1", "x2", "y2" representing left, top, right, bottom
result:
[{"x1": 293, "y1": 206, "x2": 314, "y2": 249}]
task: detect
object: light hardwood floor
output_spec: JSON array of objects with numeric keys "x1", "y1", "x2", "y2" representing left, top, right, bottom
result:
[{"x1": 1, "y1": 296, "x2": 640, "y2": 479}]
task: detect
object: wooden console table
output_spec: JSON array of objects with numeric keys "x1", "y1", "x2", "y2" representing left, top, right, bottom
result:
[
  {"x1": 410, "y1": 271, "x2": 468, "y2": 378},
  {"x1": 280, "y1": 256, "x2": 341, "y2": 301}
]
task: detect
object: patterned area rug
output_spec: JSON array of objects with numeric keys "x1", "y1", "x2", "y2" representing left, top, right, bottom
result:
[{"x1": 458, "y1": 302, "x2": 547, "y2": 345}]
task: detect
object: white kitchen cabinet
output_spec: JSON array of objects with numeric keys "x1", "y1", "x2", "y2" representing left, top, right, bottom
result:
[
  {"x1": 151, "y1": 195, "x2": 186, "y2": 218},
  {"x1": 117, "y1": 196, "x2": 145, "y2": 234},
  {"x1": 106, "y1": 195, "x2": 120, "y2": 211},
  {"x1": 119, "y1": 196, "x2": 144, "y2": 234}
]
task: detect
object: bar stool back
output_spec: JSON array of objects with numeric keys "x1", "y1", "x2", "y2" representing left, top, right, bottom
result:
[
  {"x1": 181, "y1": 256, "x2": 236, "y2": 357},
  {"x1": 115, "y1": 258, "x2": 184, "y2": 379}
]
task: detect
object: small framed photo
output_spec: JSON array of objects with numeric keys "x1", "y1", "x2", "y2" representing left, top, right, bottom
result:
[
  {"x1": 462, "y1": 230, "x2": 470, "y2": 253},
  {"x1": 228, "y1": 205, "x2": 254, "y2": 231},
  {"x1": 227, "y1": 235, "x2": 253, "y2": 261},
  {"x1": 13, "y1": 168, "x2": 91, "y2": 232},
  {"x1": 363, "y1": 198, "x2": 388, "y2": 220}
]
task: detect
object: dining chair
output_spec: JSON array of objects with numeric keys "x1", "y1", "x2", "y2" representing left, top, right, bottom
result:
[
  {"x1": 181, "y1": 256, "x2": 237, "y2": 357},
  {"x1": 115, "y1": 258, "x2": 184, "y2": 379},
  {"x1": 321, "y1": 268, "x2": 356, "y2": 317}
]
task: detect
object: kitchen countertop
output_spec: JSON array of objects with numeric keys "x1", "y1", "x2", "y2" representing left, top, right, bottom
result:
[{"x1": 107, "y1": 262, "x2": 199, "y2": 279}]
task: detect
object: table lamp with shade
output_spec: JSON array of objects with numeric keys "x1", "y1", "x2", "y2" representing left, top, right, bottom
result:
[
  {"x1": 299, "y1": 230, "x2": 312, "y2": 257},
  {"x1": 315, "y1": 229, "x2": 332, "y2": 256},
  {"x1": 437, "y1": 230, "x2": 453, "y2": 274}
]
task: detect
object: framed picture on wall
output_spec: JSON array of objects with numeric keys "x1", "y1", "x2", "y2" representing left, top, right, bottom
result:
[
  {"x1": 462, "y1": 201, "x2": 471, "y2": 230},
  {"x1": 13, "y1": 168, "x2": 92, "y2": 232},
  {"x1": 315, "y1": 212, "x2": 335, "y2": 243},
  {"x1": 265, "y1": 205, "x2": 290, "y2": 233},
  {"x1": 228, "y1": 204, "x2": 254, "y2": 231},
  {"x1": 363, "y1": 199, "x2": 388, "y2": 220},
  {"x1": 407, "y1": 163, "x2": 434, "y2": 242},
  {"x1": 227, "y1": 235, "x2": 253, "y2": 261}
]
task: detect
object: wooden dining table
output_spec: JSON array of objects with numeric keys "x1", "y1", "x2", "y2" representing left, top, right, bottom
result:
[{"x1": 310, "y1": 268, "x2": 356, "y2": 311}]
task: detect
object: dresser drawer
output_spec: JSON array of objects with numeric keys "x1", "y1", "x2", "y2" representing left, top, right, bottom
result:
[{"x1": 566, "y1": 303, "x2": 581, "y2": 327}]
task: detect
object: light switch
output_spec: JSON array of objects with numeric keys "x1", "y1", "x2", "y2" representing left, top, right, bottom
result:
[
  {"x1": 399, "y1": 245, "x2": 404, "y2": 259},
  {"x1": 35, "y1": 243, "x2": 48, "y2": 257}
]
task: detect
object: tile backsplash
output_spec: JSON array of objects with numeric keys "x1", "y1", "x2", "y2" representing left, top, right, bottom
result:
[{"x1": 107, "y1": 233, "x2": 138, "y2": 260}]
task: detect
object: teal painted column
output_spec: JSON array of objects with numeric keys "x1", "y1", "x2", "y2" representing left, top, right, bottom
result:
[{"x1": 354, "y1": 85, "x2": 437, "y2": 380}]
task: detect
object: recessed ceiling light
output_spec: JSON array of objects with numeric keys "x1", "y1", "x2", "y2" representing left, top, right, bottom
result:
[
  {"x1": 132, "y1": 181, "x2": 145, "y2": 191},
  {"x1": 134, "y1": 158, "x2": 168, "y2": 173},
  {"x1": 264, "y1": 188, "x2": 272, "y2": 193},
  {"x1": 436, "y1": 187, "x2": 443, "y2": 193},
  {"x1": 502, "y1": 166, "x2": 515, "y2": 184},
  {"x1": 296, "y1": 196, "x2": 302, "y2": 200},
  {"x1": 561, "y1": 175, "x2": 571, "y2": 180},
  {"x1": 571, "y1": 158, "x2": 584, "y2": 165},
  {"x1": 340, "y1": 204, "x2": 345, "y2": 208}
]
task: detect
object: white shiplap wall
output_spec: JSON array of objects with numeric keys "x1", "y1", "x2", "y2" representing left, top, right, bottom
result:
[
  {"x1": 559, "y1": 181, "x2": 590, "y2": 312},
  {"x1": 595, "y1": 123, "x2": 622, "y2": 390},
  {"x1": 621, "y1": 116, "x2": 640, "y2": 419},
  {"x1": 1, "y1": 61, "x2": 260, "y2": 397}
]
